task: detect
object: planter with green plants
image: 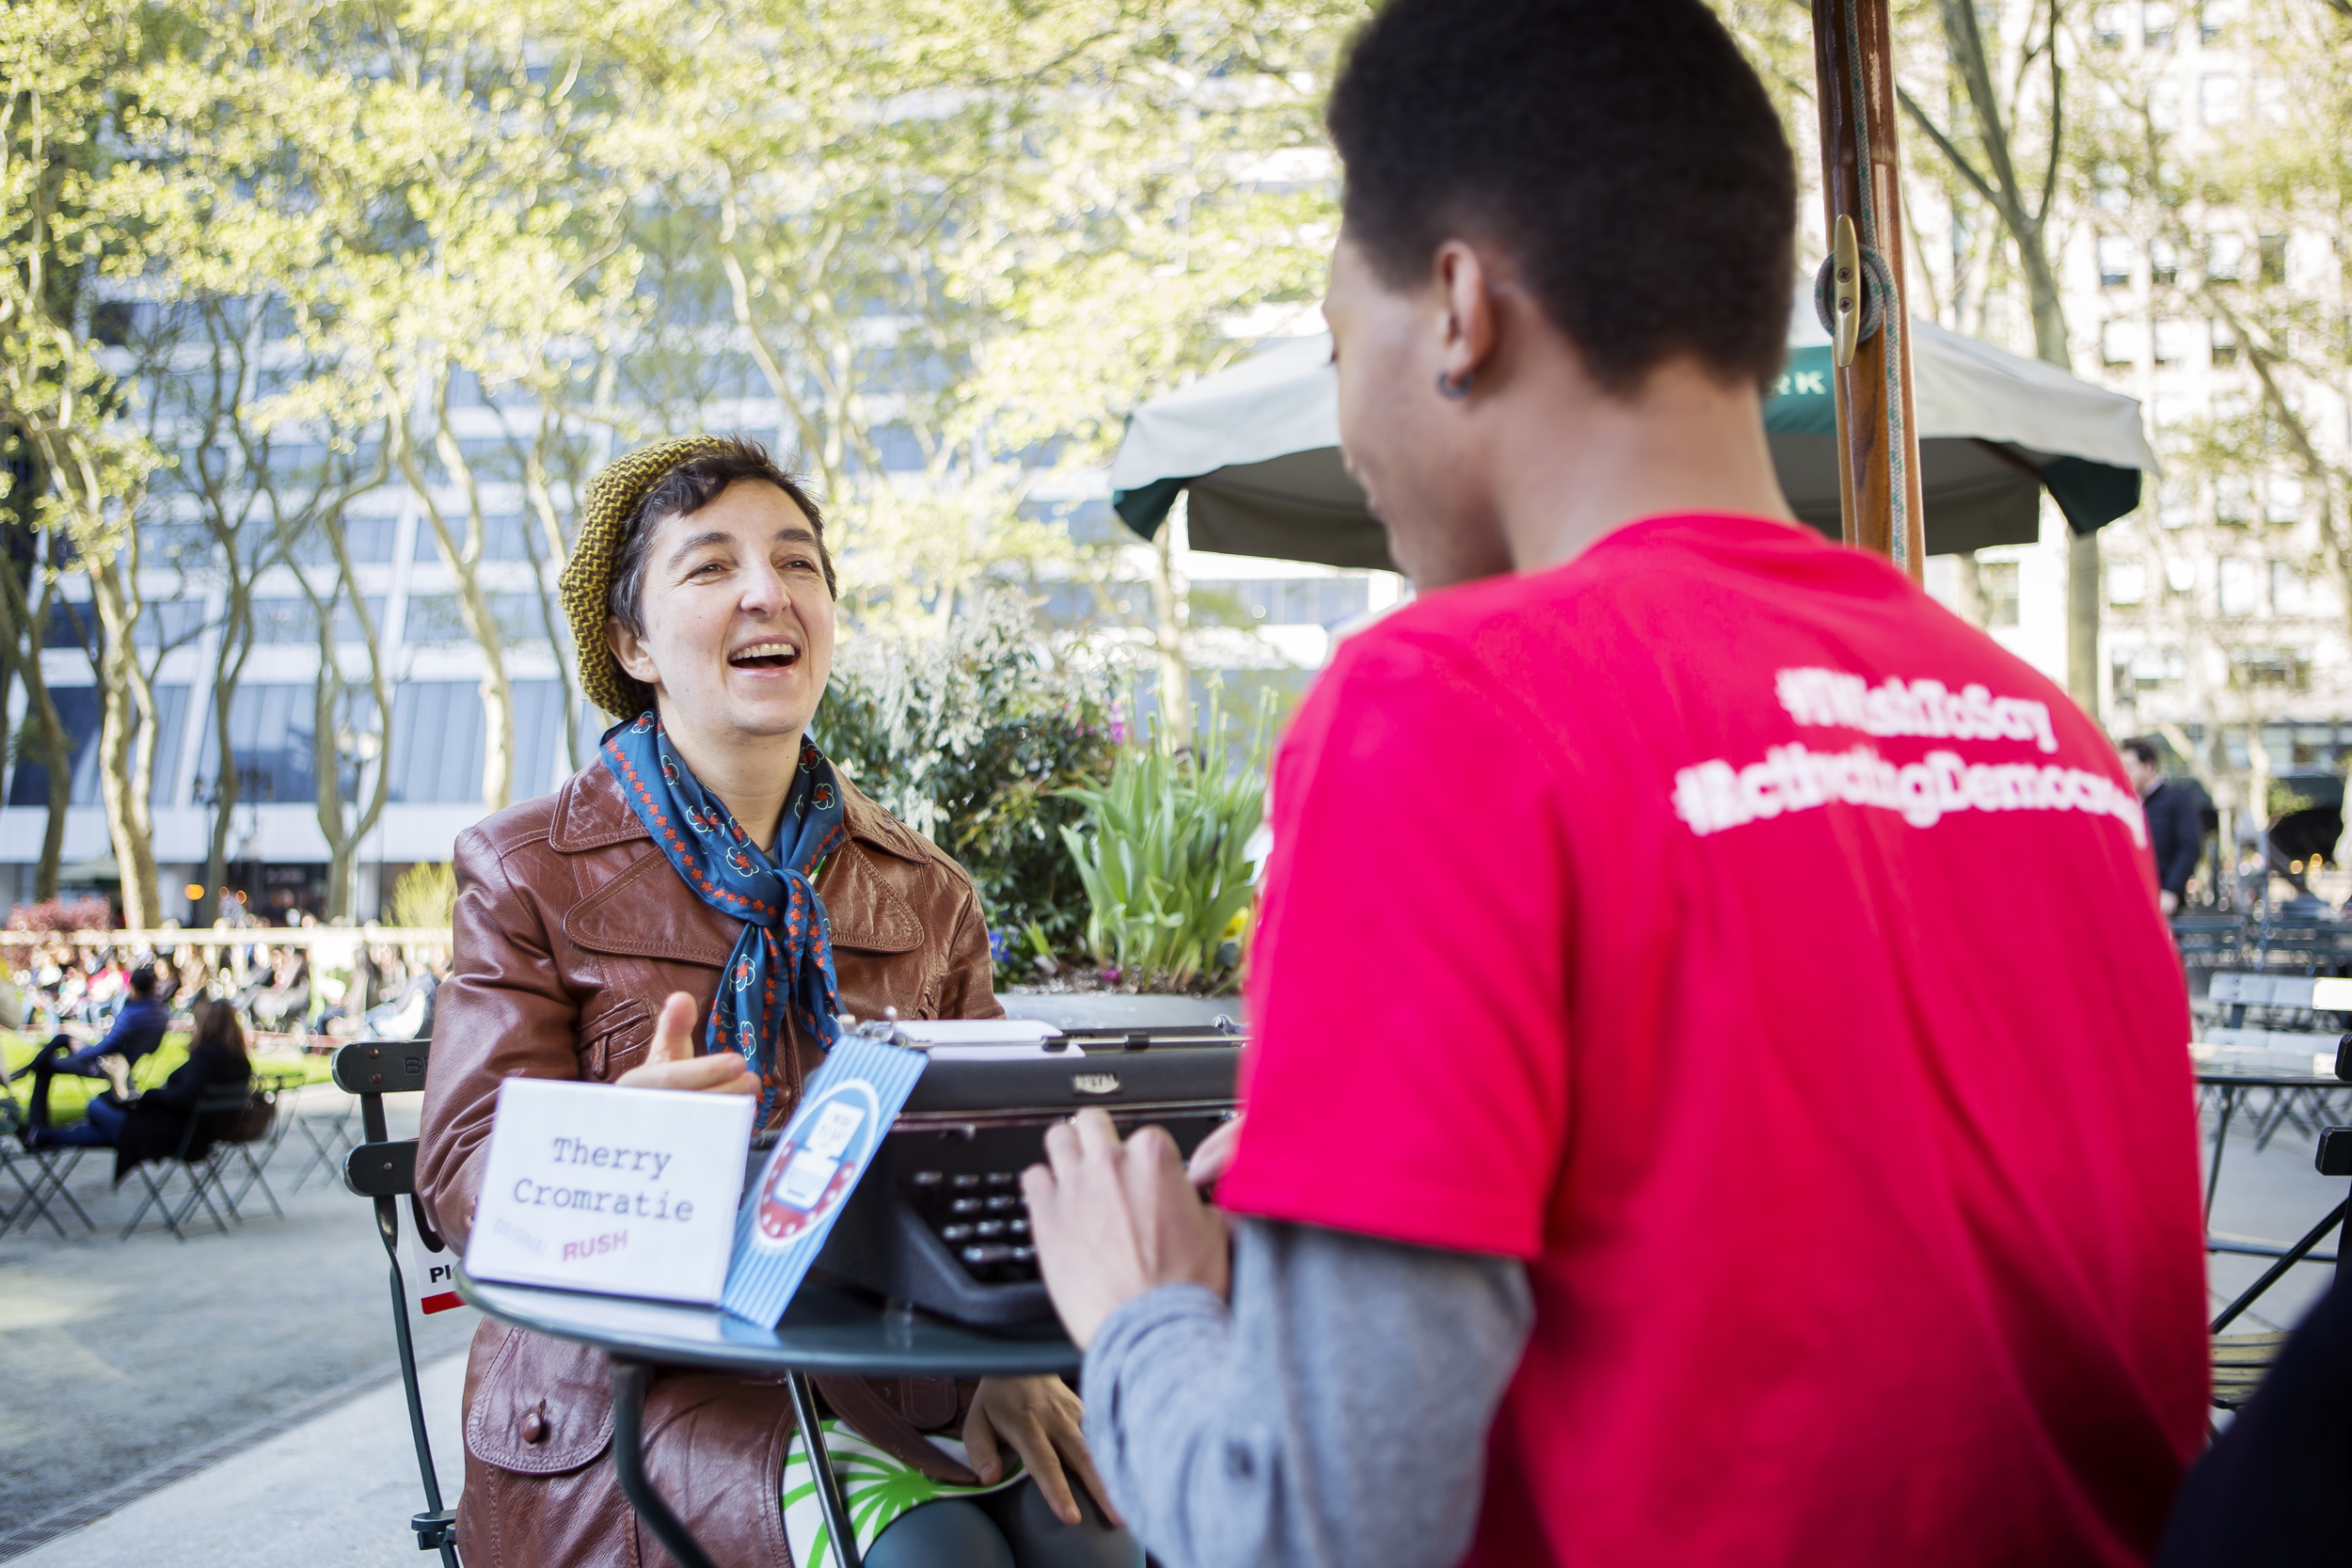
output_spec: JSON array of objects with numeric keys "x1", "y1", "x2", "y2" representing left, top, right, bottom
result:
[{"x1": 1056, "y1": 686, "x2": 1272, "y2": 994}]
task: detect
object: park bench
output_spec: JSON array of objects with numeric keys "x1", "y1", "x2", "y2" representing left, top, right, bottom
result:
[{"x1": 334, "y1": 1037, "x2": 459, "y2": 1565}]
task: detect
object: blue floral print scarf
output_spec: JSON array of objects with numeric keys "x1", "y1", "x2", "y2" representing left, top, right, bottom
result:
[{"x1": 601, "y1": 712, "x2": 850, "y2": 1122}]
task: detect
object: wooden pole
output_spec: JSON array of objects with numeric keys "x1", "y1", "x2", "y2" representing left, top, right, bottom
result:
[{"x1": 1811, "y1": 0, "x2": 1926, "y2": 579}]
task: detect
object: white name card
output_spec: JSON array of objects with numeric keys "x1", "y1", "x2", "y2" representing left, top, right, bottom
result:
[{"x1": 464, "y1": 1078, "x2": 755, "y2": 1305}]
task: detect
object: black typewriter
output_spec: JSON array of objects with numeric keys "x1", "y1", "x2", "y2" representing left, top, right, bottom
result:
[{"x1": 788, "y1": 1022, "x2": 1241, "y2": 1329}]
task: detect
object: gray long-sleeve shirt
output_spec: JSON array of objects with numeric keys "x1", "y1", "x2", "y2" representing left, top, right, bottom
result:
[{"x1": 1080, "y1": 1217, "x2": 1533, "y2": 1568}]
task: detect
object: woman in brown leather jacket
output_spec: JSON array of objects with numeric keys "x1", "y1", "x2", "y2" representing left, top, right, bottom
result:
[{"x1": 418, "y1": 436, "x2": 1135, "y2": 1568}]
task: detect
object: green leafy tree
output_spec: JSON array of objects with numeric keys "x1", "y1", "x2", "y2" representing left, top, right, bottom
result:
[{"x1": 0, "y1": 0, "x2": 167, "y2": 926}]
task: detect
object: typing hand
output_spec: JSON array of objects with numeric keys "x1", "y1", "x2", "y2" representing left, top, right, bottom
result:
[
  {"x1": 613, "y1": 992, "x2": 757, "y2": 1095},
  {"x1": 963, "y1": 1374, "x2": 1121, "y2": 1527},
  {"x1": 1185, "y1": 1115, "x2": 1244, "y2": 1187},
  {"x1": 1024, "y1": 1109, "x2": 1232, "y2": 1353}
]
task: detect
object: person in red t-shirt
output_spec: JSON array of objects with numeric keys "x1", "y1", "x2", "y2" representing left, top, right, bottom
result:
[{"x1": 1023, "y1": 2, "x2": 2208, "y2": 1565}]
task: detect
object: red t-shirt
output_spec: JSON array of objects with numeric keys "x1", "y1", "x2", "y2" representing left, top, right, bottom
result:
[{"x1": 1216, "y1": 514, "x2": 2206, "y2": 1567}]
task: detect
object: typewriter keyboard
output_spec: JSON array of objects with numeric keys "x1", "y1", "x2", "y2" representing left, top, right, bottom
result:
[{"x1": 908, "y1": 1169, "x2": 1038, "y2": 1283}]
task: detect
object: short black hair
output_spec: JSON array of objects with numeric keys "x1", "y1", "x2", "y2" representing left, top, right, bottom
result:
[
  {"x1": 2122, "y1": 737, "x2": 2163, "y2": 768},
  {"x1": 129, "y1": 965, "x2": 156, "y2": 997},
  {"x1": 1327, "y1": 0, "x2": 1796, "y2": 394},
  {"x1": 609, "y1": 436, "x2": 834, "y2": 639}
]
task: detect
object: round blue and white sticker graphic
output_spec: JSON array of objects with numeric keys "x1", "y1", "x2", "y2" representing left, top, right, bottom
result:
[{"x1": 754, "y1": 1079, "x2": 881, "y2": 1250}]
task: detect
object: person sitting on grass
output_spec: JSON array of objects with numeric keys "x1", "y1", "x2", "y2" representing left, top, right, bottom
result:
[
  {"x1": 24, "y1": 996, "x2": 250, "y2": 1156},
  {"x1": 9, "y1": 964, "x2": 170, "y2": 1133}
]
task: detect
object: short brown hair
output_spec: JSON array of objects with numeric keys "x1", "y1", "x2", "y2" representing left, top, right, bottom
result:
[
  {"x1": 1327, "y1": 0, "x2": 1796, "y2": 394},
  {"x1": 607, "y1": 436, "x2": 835, "y2": 641}
]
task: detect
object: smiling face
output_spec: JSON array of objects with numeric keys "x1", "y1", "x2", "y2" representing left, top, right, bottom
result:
[{"x1": 605, "y1": 479, "x2": 838, "y2": 748}]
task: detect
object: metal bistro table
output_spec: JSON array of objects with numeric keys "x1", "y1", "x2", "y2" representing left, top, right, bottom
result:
[
  {"x1": 2196, "y1": 1061, "x2": 2352, "y2": 1227},
  {"x1": 457, "y1": 1264, "x2": 1079, "y2": 1568},
  {"x1": 2197, "y1": 1063, "x2": 2352, "y2": 1340}
]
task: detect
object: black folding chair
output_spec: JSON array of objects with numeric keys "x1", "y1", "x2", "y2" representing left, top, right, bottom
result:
[
  {"x1": 0, "y1": 1083, "x2": 94, "y2": 1238},
  {"x1": 285, "y1": 1085, "x2": 362, "y2": 1193},
  {"x1": 2207, "y1": 1038, "x2": 2352, "y2": 1416},
  {"x1": 119, "y1": 1085, "x2": 261, "y2": 1241},
  {"x1": 335, "y1": 1038, "x2": 459, "y2": 1564},
  {"x1": 221, "y1": 1080, "x2": 287, "y2": 1221}
]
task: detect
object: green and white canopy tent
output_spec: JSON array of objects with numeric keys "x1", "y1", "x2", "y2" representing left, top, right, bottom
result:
[{"x1": 1108, "y1": 295, "x2": 2159, "y2": 572}]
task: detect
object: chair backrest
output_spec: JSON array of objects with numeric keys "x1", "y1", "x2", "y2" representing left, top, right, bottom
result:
[
  {"x1": 329, "y1": 1037, "x2": 457, "y2": 1562},
  {"x1": 175, "y1": 1083, "x2": 261, "y2": 1160}
]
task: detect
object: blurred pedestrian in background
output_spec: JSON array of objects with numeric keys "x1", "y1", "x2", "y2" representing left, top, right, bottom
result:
[
  {"x1": 2122, "y1": 739, "x2": 2201, "y2": 917},
  {"x1": 8, "y1": 964, "x2": 170, "y2": 1138}
]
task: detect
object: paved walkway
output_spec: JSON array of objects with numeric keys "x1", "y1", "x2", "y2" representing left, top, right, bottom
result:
[
  {"x1": 0, "y1": 1084, "x2": 479, "y2": 1555},
  {"x1": 8, "y1": 1353, "x2": 467, "y2": 1568}
]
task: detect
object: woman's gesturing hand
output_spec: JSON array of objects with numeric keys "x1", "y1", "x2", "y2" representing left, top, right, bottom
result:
[
  {"x1": 963, "y1": 1374, "x2": 1120, "y2": 1528},
  {"x1": 613, "y1": 991, "x2": 757, "y2": 1095}
]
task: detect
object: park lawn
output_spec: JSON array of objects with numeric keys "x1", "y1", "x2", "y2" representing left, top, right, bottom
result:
[{"x1": 1, "y1": 1029, "x2": 330, "y2": 1127}]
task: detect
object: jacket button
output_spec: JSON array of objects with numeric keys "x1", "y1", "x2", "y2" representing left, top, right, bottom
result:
[{"x1": 521, "y1": 1409, "x2": 548, "y2": 1445}]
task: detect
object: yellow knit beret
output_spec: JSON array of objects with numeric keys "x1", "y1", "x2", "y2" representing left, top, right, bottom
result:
[{"x1": 562, "y1": 436, "x2": 734, "y2": 719}]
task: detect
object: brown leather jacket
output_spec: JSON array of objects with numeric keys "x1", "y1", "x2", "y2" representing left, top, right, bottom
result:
[{"x1": 418, "y1": 760, "x2": 1002, "y2": 1568}]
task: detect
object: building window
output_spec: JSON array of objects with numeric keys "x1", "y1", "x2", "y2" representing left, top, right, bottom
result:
[
  {"x1": 2159, "y1": 483, "x2": 2197, "y2": 530},
  {"x1": 1982, "y1": 561, "x2": 2021, "y2": 627},
  {"x1": 2216, "y1": 474, "x2": 2254, "y2": 524},
  {"x1": 288, "y1": 514, "x2": 399, "y2": 566},
  {"x1": 2165, "y1": 557, "x2": 2199, "y2": 594},
  {"x1": 2212, "y1": 319, "x2": 2239, "y2": 366},
  {"x1": 2097, "y1": 235, "x2": 2135, "y2": 288},
  {"x1": 2267, "y1": 473, "x2": 2303, "y2": 524},
  {"x1": 412, "y1": 512, "x2": 534, "y2": 564},
  {"x1": 2207, "y1": 233, "x2": 2246, "y2": 282},
  {"x1": 2218, "y1": 558, "x2": 2261, "y2": 615},
  {"x1": 2254, "y1": 76, "x2": 2287, "y2": 125},
  {"x1": 2100, "y1": 319, "x2": 2140, "y2": 367},
  {"x1": 250, "y1": 595, "x2": 389, "y2": 645},
  {"x1": 2108, "y1": 561, "x2": 2148, "y2": 605},
  {"x1": 400, "y1": 592, "x2": 548, "y2": 645},
  {"x1": 191, "y1": 683, "x2": 331, "y2": 805},
  {"x1": 2270, "y1": 562, "x2": 2310, "y2": 616},
  {"x1": 131, "y1": 600, "x2": 208, "y2": 651},
  {"x1": 2143, "y1": 1, "x2": 2176, "y2": 48},
  {"x1": 2228, "y1": 645, "x2": 2306, "y2": 691},
  {"x1": 2116, "y1": 646, "x2": 2187, "y2": 694},
  {"x1": 2094, "y1": 163, "x2": 2131, "y2": 213},
  {"x1": 384, "y1": 679, "x2": 567, "y2": 805},
  {"x1": 2150, "y1": 77, "x2": 2183, "y2": 132},
  {"x1": 2153, "y1": 318, "x2": 2192, "y2": 365},
  {"x1": 2150, "y1": 238, "x2": 2181, "y2": 285},
  {"x1": 2202, "y1": 0, "x2": 2243, "y2": 42},
  {"x1": 2092, "y1": 3, "x2": 2128, "y2": 45},
  {"x1": 2200, "y1": 73, "x2": 2240, "y2": 125},
  {"x1": 2259, "y1": 234, "x2": 2287, "y2": 285},
  {"x1": 2, "y1": 688, "x2": 185, "y2": 808}
]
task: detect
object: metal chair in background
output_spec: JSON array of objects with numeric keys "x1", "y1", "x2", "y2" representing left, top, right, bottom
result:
[
  {"x1": 0, "y1": 1081, "x2": 93, "y2": 1238},
  {"x1": 119, "y1": 1084, "x2": 266, "y2": 1241}
]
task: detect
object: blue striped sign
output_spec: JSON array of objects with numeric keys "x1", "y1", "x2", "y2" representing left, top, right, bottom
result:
[{"x1": 722, "y1": 1036, "x2": 927, "y2": 1326}]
